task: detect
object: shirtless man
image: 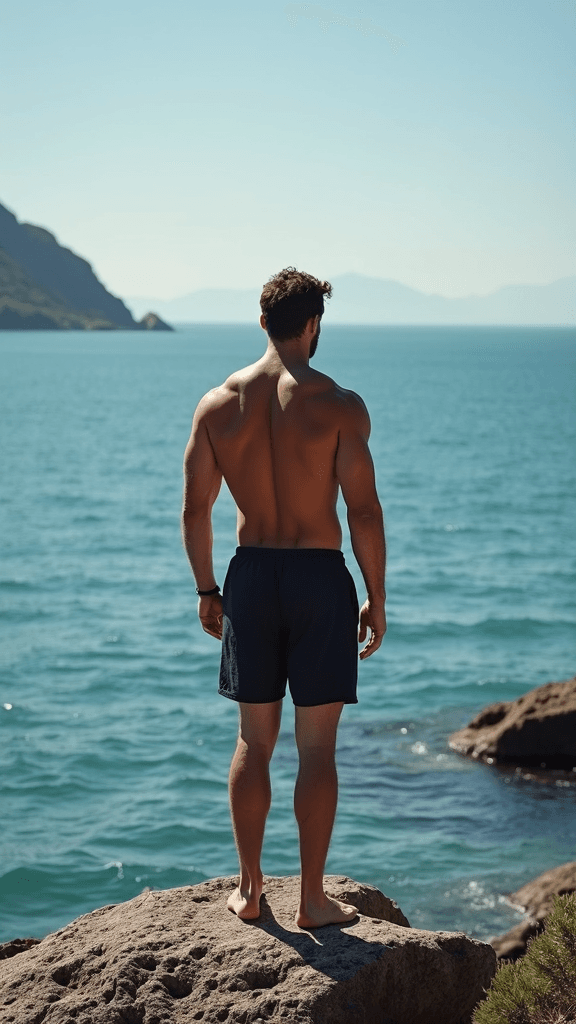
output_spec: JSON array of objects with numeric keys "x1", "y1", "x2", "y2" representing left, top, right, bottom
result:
[{"x1": 182, "y1": 268, "x2": 386, "y2": 928}]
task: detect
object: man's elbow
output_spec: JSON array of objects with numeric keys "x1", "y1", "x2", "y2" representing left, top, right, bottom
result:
[
  {"x1": 181, "y1": 504, "x2": 211, "y2": 530},
  {"x1": 347, "y1": 501, "x2": 383, "y2": 523}
]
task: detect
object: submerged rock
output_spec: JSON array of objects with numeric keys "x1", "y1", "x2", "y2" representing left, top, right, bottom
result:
[
  {"x1": 448, "y1": 675, "x2": 576, "y2": 769},
  {"x1": 0, "y1": 875, "x2": 496, "y2": 1024},
  {"x1": 491, "y1": 861, "x2": 576, "y2": 961}
]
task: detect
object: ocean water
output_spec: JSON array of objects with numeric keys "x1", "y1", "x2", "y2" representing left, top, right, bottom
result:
[{"x1": 1, "y1": 324, "x2": 575, "y2": 944}]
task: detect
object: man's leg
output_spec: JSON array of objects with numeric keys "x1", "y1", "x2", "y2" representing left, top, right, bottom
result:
[
  {"x1": 294, "y1": 702, "x2": 358, "y2": 927},
  {"x1": 227, "y1": 700, "x2": 282, "y2": 919}
]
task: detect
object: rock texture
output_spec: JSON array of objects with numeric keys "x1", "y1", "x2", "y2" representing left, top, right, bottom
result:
[
  {"x1": 0, "y1": 875, "x2": 496, "y2": 1024},
  {"x1": 448, "y1": 676, "x2": 576, "y2": 769},
  {"x1": 491, "y1": 861, "x2": 576, "y2": 961}
]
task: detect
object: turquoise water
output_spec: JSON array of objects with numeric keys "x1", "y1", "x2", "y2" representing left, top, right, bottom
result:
[{"x1": 1, "y1": 325, "x2": 575, "y2": 943}]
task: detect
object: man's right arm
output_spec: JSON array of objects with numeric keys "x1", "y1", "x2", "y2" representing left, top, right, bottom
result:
[{"x1": 335, "y1": 391, "x2": 386, "y2": 659}]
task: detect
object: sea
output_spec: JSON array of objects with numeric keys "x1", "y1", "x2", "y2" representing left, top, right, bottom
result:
[{"x1": 1, "y1": 324, "x2": 575, "y2": 944}]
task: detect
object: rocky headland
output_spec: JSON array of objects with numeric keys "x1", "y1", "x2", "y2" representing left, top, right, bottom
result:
[
  {"x1": 0, "y1": 201, "x2": 173, "y2": 331},
  {"x1": 448, "y1": 675, "x2": 576, "y2": 770},
  {"x1": 0, "y1": 875, "x2": 496, "y2": 1024}
]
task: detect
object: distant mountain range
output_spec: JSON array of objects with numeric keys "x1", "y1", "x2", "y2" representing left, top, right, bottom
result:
[
  {"x1": 0, "y1": 202, "x2": 172, "y2": 330},
  {"x1": 128, "y1": 273, "x2": 575, "y2": 326},
  {"x1": 2, "y1": 197, "x2": 572, "y2": 330}
]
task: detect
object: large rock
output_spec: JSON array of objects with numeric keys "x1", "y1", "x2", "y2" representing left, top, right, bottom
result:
[
  {"x1": 0, "y1": 875, "x2": 496, "y2": 1024},
  {"x1": 448, "y1": 676, "x2": 576, "y2": 768},
  {"x1": 491, "y1": 861, "x2": 576, "y2": 960}
]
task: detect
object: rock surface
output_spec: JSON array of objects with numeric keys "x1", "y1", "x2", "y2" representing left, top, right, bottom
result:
[
  {"x1": 448, "y1": 676, "x2": 576, "y2": 768},
  {"x1": 491, "y1": 861, "x2": 576, "y2": 960},
  {"x1": 0, "y1": 875, "x2": 496, "y2": 1024}
]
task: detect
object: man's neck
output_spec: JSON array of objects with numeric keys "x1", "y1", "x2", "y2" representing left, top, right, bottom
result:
[{"x1": 264, "y1": 337, "x2": 310, "y2": 374}]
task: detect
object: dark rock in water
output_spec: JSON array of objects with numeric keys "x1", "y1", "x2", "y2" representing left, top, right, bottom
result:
[
  {"x1": 0, "y1": 875, "x2": 496, "y2": 1024},
  {"x1": 490, "y1": 861, "x2": 576, "y2": 960},
  {"x1": 448, "y1": 676, "x2": 576, "y2": 769},
  {"x1": 137, "y1": 311, "x2": 174, "y2": 331},
  {"x1": 490, "y1": 917, "x2": 542, "y2": 962},
  {"x1": 0, "y1": 937, "x2": 41, "y2": 960}
]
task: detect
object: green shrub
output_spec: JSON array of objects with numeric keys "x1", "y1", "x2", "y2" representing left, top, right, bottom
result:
[{"x1": 473, "y1": 893, "x2": 576, "y2": 1024}]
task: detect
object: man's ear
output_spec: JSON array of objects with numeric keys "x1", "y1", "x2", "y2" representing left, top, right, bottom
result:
[{"x1": 259, "y1": 313, "x2": 267, "y2": 331}]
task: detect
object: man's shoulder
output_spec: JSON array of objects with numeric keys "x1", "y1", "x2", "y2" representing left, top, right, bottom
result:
[
  {"x1": 195, "y1": 372, "x2": 245, "y2": 417},
  {"x1": 314, "y1": 378, "x2": 371, "y2": 440},
  {"x1": 311, "y1": 372, "x2": 369, "y2": 420}
]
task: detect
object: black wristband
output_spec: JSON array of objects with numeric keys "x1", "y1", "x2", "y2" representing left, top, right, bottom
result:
[{"x1": 196, "y1": 585, "x2": 221, "y2": 596}]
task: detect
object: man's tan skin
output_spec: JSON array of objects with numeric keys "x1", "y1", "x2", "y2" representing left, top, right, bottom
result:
[{"x1": 182, "y1": 312, "x2": 386, "y2": 928}]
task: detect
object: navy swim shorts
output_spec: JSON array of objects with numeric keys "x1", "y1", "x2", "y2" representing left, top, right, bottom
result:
[{"x1": 218, "y1": 547, "x2": 359, "y2": 707}]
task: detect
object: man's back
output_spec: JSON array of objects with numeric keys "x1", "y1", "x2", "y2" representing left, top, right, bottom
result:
[{"x1": 199, "y1": 353, "x2": 358, "y2": 550}]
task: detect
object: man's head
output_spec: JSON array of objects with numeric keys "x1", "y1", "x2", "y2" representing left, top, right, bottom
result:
[{"x1": 260, "y1": 268, "x2": 332, "y2": 350}]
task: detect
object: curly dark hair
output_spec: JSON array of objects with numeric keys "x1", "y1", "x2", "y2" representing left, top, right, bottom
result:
[{"x1": 260, "y1": 268, "x2": 332, "y2": 342}]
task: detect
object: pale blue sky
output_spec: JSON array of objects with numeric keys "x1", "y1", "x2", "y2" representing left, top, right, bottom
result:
[{"x1": 3, "y1": 0, "x2": 574, "y2": 299}]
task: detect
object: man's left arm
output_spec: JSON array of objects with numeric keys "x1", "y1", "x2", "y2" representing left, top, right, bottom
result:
[{"x1": 182, "y1": 397, "x2": 223, "y2": 639}]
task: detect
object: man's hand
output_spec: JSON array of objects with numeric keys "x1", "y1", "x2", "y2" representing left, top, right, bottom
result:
[
  {"x1": 198, "y1": 594, "x2": 223, "y2": 640},
  {"x1": 358, "y1": 599, "x2": 386, "y2": 659}
]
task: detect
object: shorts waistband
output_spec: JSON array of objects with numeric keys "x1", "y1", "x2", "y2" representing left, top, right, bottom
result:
[{"x1": 235, "y1": 546, "x2": 344, "y2": 560}]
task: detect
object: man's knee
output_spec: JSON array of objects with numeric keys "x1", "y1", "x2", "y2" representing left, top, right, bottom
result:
[
  {"x1": 237, "y1": 700, "x2": 281, "y2": 743},
  {"x1": 297, "y1": 744, "x2": 337, "y2": 774},
  {"x1": 236, "y1": 733, "x2": 275, "y2": 761}
]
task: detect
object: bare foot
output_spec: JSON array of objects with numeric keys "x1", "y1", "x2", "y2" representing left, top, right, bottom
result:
[
  {"x1": 227, "y1": 882, "x2": 263, "y2": 921},
  {"x1": 296, "y1": 895, "x2": 358, "y2": 929}
]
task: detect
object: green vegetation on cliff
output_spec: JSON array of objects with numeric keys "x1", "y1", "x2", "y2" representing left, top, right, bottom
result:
[
  {"x1": 474, "y1": 894, "x2": 576, "y2": 1024},
  {"x1": 0, "y1": 201, "x2": 173, "y2": 330},
  {"x1": 0, "y1": 248, "x2": 118, "y2": 329}
]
